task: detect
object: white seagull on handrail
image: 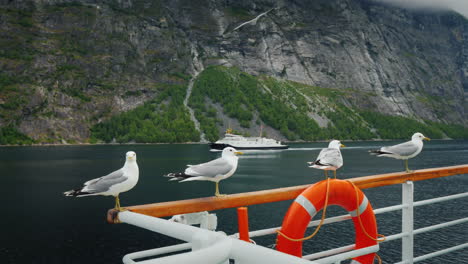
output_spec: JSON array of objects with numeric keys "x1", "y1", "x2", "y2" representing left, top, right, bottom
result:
[
  {"x1": 164, "y1": 147, "x2": 243, "y2": 197},
  {"x1": 64, "y1": 151, "x2": 139, "y2": 211},
  {"x1": 308, "y1": 140, "x2": 345, "y2": 179},
  {"x1": 369, "y1": 132, "x2": 430, "y2": 173}
]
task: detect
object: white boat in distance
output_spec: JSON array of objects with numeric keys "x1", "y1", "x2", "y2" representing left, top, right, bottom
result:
[{"x1": 209, "y1": 129, "x2": 289, "y2": 151}]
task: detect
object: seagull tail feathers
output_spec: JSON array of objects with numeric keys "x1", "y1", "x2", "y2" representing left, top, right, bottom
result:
[
  {"x1": 369, "y1": 149, "x2": 390, "y2": 156},
  {"x1": 307, "y1": 160, "x2": 331, "y2": 169},
  {"x1": 63, "y1": 188, "x2": 91, "y2": 197},
  {"x1": 164, "y1": 172, "x2": 193, "y2": 182}
]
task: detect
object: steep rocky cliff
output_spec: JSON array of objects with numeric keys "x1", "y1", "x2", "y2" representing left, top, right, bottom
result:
[{"x1": 0, "y1": 0, "x2": 466, "y2": 144}]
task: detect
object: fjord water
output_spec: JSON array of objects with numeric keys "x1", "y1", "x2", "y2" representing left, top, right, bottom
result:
[{"x1": 1, "y1": 140, "x2": 467, "y2": 263}]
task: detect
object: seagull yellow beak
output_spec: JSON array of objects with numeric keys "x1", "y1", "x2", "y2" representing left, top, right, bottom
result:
[
  {"x1": 424, "y1": 137, "x2": 431, "y2": 141},
  {"x1": 235, "y1": 151, "x2": 244, "y2": 155},
  {"x1": 341, "y1": 144, "x2": 346, "y2": 148}
]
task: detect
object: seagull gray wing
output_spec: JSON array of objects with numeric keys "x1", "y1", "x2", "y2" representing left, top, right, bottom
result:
[
  {"x1": 316, "y1": 148, "x2": 342, "y2": 166},
  {"x1": 84, "y1": 169, "x2": 128, "y2": 193},
  {"x1": 185, "y1": 158, "x2": 233, "y2": 178},
  {"x1": 382, "y1": 141, "x2": 419, "y2": 157}
]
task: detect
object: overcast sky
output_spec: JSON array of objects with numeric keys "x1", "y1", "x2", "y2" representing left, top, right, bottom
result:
[{"x1": 375, "y1": 0, "x2": 468, "y2": 19}]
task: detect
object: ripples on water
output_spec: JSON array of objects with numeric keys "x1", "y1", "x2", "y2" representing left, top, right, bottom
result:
[{"x1": 0, "y1": 140, "x2": 467, "y2": 263}]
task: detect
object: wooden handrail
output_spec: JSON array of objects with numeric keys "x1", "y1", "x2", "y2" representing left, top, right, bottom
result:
[{"x1": 107, "y1": 164, "x2": 468, "y2": 223}]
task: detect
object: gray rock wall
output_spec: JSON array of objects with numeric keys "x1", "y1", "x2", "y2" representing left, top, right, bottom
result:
[{"x1": 0, "y1": 0, "x2": 466, "y2": 143}]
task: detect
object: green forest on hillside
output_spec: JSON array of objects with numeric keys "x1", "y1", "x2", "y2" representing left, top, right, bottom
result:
[
  {"x1": 188, "y1": 66, "x2": 468, "y2": 142},
  {"x1": 189, "y1": 66, "x2": 325, "y2": 142},
  {"x1": 3, "y1": 66, "x2": 467, "y2": 145},
  {"x1": 90, "y1": 84, "x2": 200, "y2": 143},
  {"x1": 0, "y1": 126, "x2": 35, "y2": 145}
]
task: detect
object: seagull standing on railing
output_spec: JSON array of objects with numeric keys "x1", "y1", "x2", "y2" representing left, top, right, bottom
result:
[
  {"x1": 164, "y1": 147, "x2": 243, "y2": 197},
  {"x1": 369, "y1": 132, "x2": 430, "y2": 173},
  {"x1": 64, "y1": 151, "x2": 139, "y2": 211},
  {"x1": 308, "y1": 140, "x2": 345, "y2": 179}
]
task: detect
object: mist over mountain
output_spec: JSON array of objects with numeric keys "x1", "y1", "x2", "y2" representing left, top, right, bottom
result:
[
  {"x1": 376, "y1": 0, "x2": 468, "y2": 19},
  {"x1": 0, "y1": 0, "x2": 467, "y2": 144}
]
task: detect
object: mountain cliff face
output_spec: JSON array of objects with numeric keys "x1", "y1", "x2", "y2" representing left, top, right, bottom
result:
[{"x1": 0, "y1": 0, "x2": 467, "y2": 144}]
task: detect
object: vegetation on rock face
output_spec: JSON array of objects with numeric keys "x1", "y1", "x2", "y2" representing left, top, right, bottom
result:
[
  {"x1": 90, "y1": 84, "x2": 200, "y2": 143},
  {"x1": 0, "y1": 2, "x2": 197, "y2": 144},
  {"x1": 0, "y1": 3, "x2": 467, "y2": 145},
  {"x1": 189, "y1": 66, "x2": 467, "y2": 142},
  {"x1": 0, "y1": 126, "x2": 35, "y2": 145},
  {"x1": 358, "y1": 111, "x2": 444, "y2": 139},
  {"x1": 189, "y1": 66, "x2": 326, "y2": 142},
  {"x1": 0, "y1": 6, "x2": 37, "y2": 123},
  {"x1": 189, "y1": 66, "x2": 376, "y2": 141},
  {"x1": 325, "y1": 106, "x2": 375, "y2": 140},
  {"x1": 425, "y1": 121, "x2": 468, "y2": 139}
]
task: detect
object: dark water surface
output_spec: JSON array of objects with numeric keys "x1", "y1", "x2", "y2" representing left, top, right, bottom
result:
[{"x1": 1, "y1": 140, "x2": 467, "y2": 263}]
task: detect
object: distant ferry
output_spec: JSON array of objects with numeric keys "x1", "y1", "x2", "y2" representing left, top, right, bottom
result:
[{"x1": 209, "y1": 129, "x2": 289, "y2": 151}]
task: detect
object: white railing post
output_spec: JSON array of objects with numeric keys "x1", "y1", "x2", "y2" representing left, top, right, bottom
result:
[{"x1": 402, "y1": 181, "x2": 414, "y2": 264}]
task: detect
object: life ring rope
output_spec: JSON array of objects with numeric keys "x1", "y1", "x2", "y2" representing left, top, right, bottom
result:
[
  {"x1": 275, "y1": 179, "x2": 386, "y2": 264},
  {"x1": 348, "y1": 180, "x2": 386, "y2": 243},
  {"x1": 275, "y1": 177, "x2": 331, "y2": 242}
]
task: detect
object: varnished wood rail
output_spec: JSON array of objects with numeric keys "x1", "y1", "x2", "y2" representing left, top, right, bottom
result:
[{"x1": 107, "y1": 164, "x2": 468, "y2": 223}]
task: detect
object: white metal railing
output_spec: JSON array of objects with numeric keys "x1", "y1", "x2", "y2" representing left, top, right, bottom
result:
[
  {"x1": 120, "y1": 211, "x2": 316, "y2": 264},
  {"x1": 119, "y1": 180, "x2": 468, "y2": 264}
]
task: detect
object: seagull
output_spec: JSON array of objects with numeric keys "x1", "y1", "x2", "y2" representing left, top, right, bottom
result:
[
  {"x1": 308, "y1": 140, "x2": 345, "y2": 179},
  {"x1": 369, "y1": 132, "x2": 430, "y2": 173},
  {"x1": 165, "y1": 147, "x2": 243, "y2": 197},
  {"x1": 64, "y1": 151, "x2": 139, "y2": 211}
]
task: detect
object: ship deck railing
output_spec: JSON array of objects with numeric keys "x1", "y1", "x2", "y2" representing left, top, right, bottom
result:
[{"x1": 107, "y1": 164, "x2": 468, "y2": 264}]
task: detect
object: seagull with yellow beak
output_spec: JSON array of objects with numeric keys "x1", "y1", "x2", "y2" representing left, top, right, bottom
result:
[
  {"x1": 64, "y1": 151, "x2": 139, "y2": 211},
  {"x1": 370, "y1": 132, "x2": 430, "y2": 173},
  {"x1": 165, "y1": 147, "x2": 243, "y2": 197},
  {"x1": 308, "y1": 140, "x2": 345, "y2": 179}
]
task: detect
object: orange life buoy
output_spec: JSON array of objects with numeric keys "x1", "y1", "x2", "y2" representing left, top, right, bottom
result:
[{"x1": 276, "y1": 179, "x2": 378, "y2": 264}]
